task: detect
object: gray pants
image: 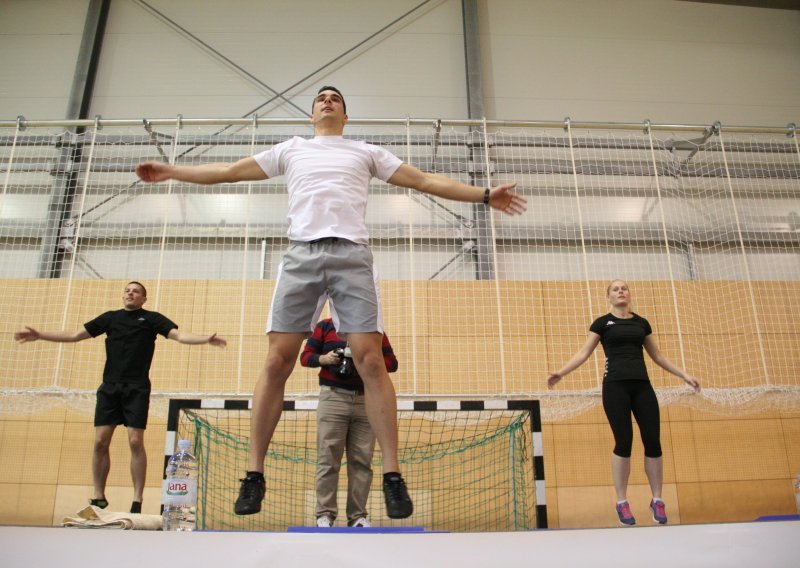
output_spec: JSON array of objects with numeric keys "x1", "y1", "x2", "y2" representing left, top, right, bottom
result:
[
  {"x1": 268, "y1": 238, "x2": 383, "y2": 334},
  {"x1": 315, "y1": 386, "x2": 376, "y2": 523}
]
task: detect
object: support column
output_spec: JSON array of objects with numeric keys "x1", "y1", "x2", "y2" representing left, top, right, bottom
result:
[
  {"x1": 38, "y1": 0, "x2": 110, "y2": 278},
  {"x1": 462, "y1": 0, "x2": 493, "y2": 280}
]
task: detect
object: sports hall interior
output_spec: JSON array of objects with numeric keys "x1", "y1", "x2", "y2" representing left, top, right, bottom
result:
[{"x1": 1, "y1": 0, "x2": 798, "y2": 534}]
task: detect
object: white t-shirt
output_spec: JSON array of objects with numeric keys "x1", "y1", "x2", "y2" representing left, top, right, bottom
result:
[{"x1": 253, "y1": 136, "x2": 403, "y2": 244}]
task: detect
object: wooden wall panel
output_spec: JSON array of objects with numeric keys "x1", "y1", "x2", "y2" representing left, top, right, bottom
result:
[
  {"x1": 0, "y1": 483, "x2": 57, "y2": 525},
  {"x1": 501, "y1": 335, "x2": 550, "y2": 393},
  {"x1": 647, "y1": 280, "x2": 681, "y2": 334},
  {"x1": 427, "y1": 281, "x2": 501, "y2": 337},
  {"x1": 239, "y1": 282, "x2": 276, "y2": 334},
  {"x1": 782, "y1": 418, "x2": 800, "y2": 478},
  {"x1": 544, "y1": 332, "x2": 604, "y2": 391},
  {"x1": 757, "y1": 281, "x2": 800, "y2": 334},
  {"x1": 63, "y1": 340, "x2": 107, "y2": 390},
  {"x1": 543, "y1": 281, "x2": 594, "y2": 334},
  {"x1": 56, "y1": 423, "x2": 94, "y2": 485},
  {"x1": 7, "y1": 279, "x2": 799, "y2": 396},
  {"x1": 554, "y1": 404, "x2": 607, "y2": 426},
  {"x1": 680, "y1": 333, "x2": 763, "y2": 389},
  {"x1": 148, "y1": 279, "x2": 197, "y2": 322},
  {"x1": 645, "y1": 333, "x2": 675, "y2": 389},
  {"x1": 763, "y1": 334, "x2": 800, "y2": 386},
  {"x1": 2, "y1": 279, "x2": 799, "y2": 527},
  {"x1": 386, "y1": 334, "x2": 429, "y2": 394},
  {"x1": 545, "y1": 486, "x2": 559, "y2": 528},
  {"x1": 381, "y1": 281, "x2": 430, "y2": 337},
  {"x1": 671, "y1": 419, "x2": 789, "y2": 483},
  {"x1": 0, "y1": 421, "x2": 63, "y2": 484},
  {"x1": 678, "y1": 479, "x2": 795, "y2": 523},
  {"x1": 427, "y1": 336, "x2": 502, "y2": 395},
  {"x1": 496, "y1": 280, "x2": 544, "y2": 335},
  {"x1": 551, "y1": 423, "x2": 614, "y2": 487}
]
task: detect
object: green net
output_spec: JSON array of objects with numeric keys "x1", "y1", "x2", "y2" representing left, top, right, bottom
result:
[{"x1": 176, "y1": 406, "x2": 537, "y2": 531}]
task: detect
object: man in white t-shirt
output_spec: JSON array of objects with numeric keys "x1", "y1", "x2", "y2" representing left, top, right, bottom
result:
[{"x1": 135, "y1": 86, "x2": 527, "y2": 520}]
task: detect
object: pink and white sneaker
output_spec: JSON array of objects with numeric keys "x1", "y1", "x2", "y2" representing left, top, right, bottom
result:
[
  {"x1": 616, "y1": 501, "x2": 636, "y2": 526},
  {"x1": 650, "y1": 499, "x2": 667, "y2": 524}
]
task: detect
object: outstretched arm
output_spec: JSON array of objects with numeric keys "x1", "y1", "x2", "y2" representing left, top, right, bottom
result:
[
  {"x1": 547, "y1": 332, "x2": 601, "y2": 388},
  {"x1": 644, "y1": 335, "x2": 700, "y2": 392},
  {"x1": 14, "y1": 326, "x2": 91, "y2": 344},
  {"x1": 387, "y1": 164, "x2": 527, "y2": 216},
  {"x1": 135, "y1": 156, "x2": 267, "y2": 185},
  {"x1": 168, "y1": 329, "x2": 227, "y2": 347}
]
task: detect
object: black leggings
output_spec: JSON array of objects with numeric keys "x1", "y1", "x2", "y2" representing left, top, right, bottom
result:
[{"x1": 602, "y1": 380, "x2": 662, "y2": 459}]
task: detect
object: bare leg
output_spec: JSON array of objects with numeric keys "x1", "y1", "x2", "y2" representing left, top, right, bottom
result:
[
  {"x1": 248, "y1": 332, "x2": 306, "y2": 472},
  {"x1": 611, "y1": 454, "x2": 631, "y2": 501},
  {"x1": 347, "y1": 332, "x2": 399, "y2": 473},
  {"x1": 644, "y1": 456, "x2": 663, "y2": 500},
  {"x1": 92, "y1": 425, "x2": 115, "y2": 500},
  {"x1": 127, "y1": 427, "x2": 146, "y2": 503}
]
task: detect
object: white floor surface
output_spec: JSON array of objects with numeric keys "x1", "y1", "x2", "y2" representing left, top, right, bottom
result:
[{"x1": 1, "y1": 520, "x2": 798, "y2": 567}]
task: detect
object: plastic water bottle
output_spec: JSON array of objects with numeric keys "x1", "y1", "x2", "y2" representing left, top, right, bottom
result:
[{"x1": 163, "y1": 439, "x2": 198, "y2": 531}]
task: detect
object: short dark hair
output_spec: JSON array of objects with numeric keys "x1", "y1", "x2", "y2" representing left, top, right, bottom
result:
[
  {"x1": 127, "y1": 281, "x2": 147, "y2": 297},
  {"x1": 315, "y1": 85, "x2": 346, "y2": 114}
]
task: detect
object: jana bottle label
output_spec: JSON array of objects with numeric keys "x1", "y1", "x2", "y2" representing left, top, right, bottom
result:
[{"x1": 163, "y1": 478, "x2": 197, "y2": 506}]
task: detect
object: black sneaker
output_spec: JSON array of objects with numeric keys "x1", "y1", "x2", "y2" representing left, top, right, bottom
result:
[
  {"x1": 90, "y1": 498, "x2": 108, "y2": 509},
  {"x1": 382, "y1": 473, "x2": 413, "y2": 519},
  {"x1": 130, "y1": 501, "x2": 142, "y2": 514},
  {"x1": 234, "y1": 473, "x2": 265, "y2": 515}
]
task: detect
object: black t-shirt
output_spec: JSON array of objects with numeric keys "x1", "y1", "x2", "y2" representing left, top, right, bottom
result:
[
  {"x1": 84, "y1": 308, "x2": 177, "y2": 383},
  {"x1": 589, "y1": 313, "x2": 653, "y2": 383}
]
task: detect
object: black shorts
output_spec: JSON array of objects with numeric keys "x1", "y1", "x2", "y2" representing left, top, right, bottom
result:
[{"x1": 94, "y1": 381, "x2": 151, "y2": 430}]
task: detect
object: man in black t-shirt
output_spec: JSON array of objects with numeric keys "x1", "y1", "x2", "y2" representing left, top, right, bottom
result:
[{"x1": 15, "y1": 281, "x2": 226, "y2": 514}]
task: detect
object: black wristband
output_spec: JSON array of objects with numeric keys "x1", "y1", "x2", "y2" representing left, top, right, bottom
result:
[{"x1": 483, "y1": 187, "x2": 490, "y2": 205}]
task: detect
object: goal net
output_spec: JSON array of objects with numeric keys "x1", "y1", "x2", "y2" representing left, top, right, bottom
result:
[
  {"x1": 167, "y1": 398, "x2": 543, "y2": 531},
  {"x1": 1, "y1": 118, "x2": 798, "y2": 421}
]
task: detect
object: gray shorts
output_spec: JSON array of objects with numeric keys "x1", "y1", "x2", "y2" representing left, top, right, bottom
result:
[{"x1": 266, "y1": 238, "x2": 384, "y2": 334}]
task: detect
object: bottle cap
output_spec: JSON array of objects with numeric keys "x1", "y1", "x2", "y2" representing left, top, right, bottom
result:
[{"x1": 177, "y1": 439, "x2": 191, "y2": 450}]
